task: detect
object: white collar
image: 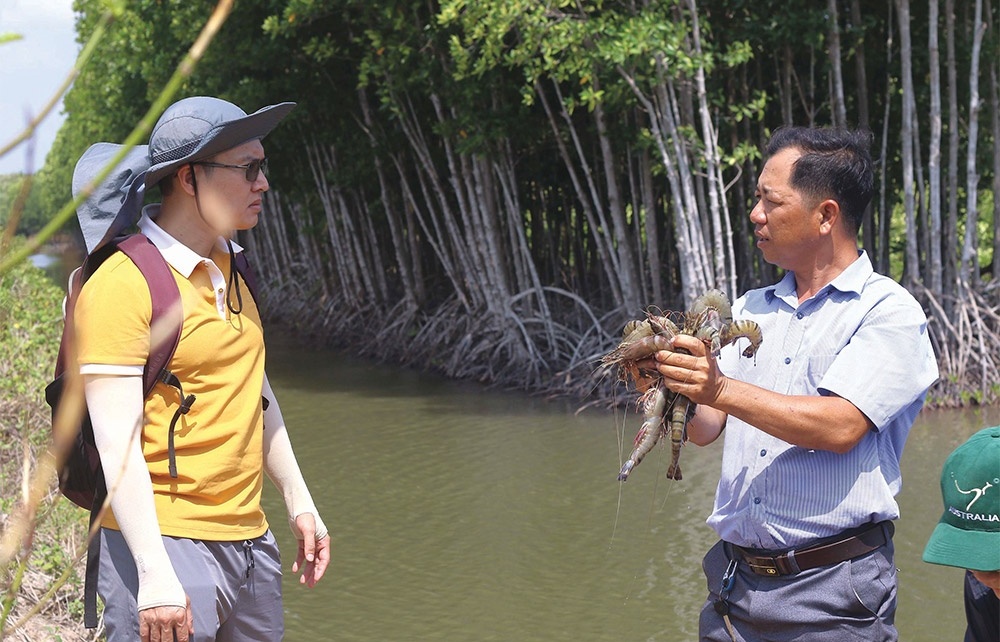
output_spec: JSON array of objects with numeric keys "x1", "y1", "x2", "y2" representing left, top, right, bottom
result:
[{"x1": 137, "y1": 204, "x2": 243, "y2": 277}]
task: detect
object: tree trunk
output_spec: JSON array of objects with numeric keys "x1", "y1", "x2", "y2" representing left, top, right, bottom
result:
[
  {"x1": 876, "y1": 0, "x2": 895, "y2": 276},
  {"x1": 895, "y1": 0, "x2": 921, "y2": 286},
  {"x1": 989, "y1": 0, "x2": 1000, "y2": 279},
  {"x1": 592, "y1": 79, "x2": 640, "y2": 312},
  {"x1": 928, "y1": 0, "x2": 944, "y2": 294},
  {"x1": 850, "y1": 0, "x2": 871, "y2": 130},
  {"x1": 945, "y1": 0, "x2": 960, "y2": 299},
  {"x1": 960, "y1": 0, "x2": 986, "y2": 286},
  {"x1": 781, "y1": 45, "x2": 794, "y2": 125},
  {"x1": 358, "y1": 85, "x2": 423, "y2": 308},
  {"x1": 687, "y1": 0, "x2": 737, "y2": 297},
  {"x1": 534, "y1": 79, "x2": 626, "y2": 308},
  {"x1": 638, "y1": 146, "x2": 664, "y2": 305},
  {"x1": 616, "y1": 59, "x2": 713, "y2": 304},
  {"x1": 850, "y1": 0, "x2": 876, "y2": 257},
  {"x1": 827, "y1": 0, "x2": 848, "y2": 128}
]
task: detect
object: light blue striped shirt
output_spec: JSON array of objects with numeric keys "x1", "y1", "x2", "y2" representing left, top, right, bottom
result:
[{"x1": 708, "y1": 251, "x2": 938, "y2": 549}]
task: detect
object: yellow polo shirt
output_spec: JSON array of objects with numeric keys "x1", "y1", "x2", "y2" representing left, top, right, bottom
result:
[{"x1": 75, "y1": 215, "x2": 268, "y2": 541}]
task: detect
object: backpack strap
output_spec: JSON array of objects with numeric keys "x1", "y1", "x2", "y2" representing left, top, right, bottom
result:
[
  {"x1": 232, "y1": 249, "x2": 269, "y2": 414},
  {"x1": 82, "y1": 486, "x2": 105, "y2": 628},
  {"x1": 233, "y1": 249, "x2": 260, "y2": 306},
  {"x1": 116, "y1": 235, "x2": 182, "y2": 397},
  {"x1": 52, "y1": 268, "x2": 85, "y2": 382},
  {"x1": 118, "y1": 235, "x2": 194, "y2": 478}
]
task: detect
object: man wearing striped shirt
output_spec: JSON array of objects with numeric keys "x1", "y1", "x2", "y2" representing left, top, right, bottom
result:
[{"x1": 647, "y1": 127, "x2": 938, "y2": 640}]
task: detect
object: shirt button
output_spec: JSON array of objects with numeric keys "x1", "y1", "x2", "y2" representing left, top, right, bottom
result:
[
  {"x1": 796, "y1": 312, "x2": 804, "y2": 319},
  {"x1": 784, "y1": 357, "x2": 791, "y2": 364},
  {"x1": 217, "y1": 287, "x2": 224, "y2": 294},
  {"x1": 760, "y1": 449, "x2": 767, "y2": 457},
  {"x1": 753, "y1": 497, "x2": 762, "y2": 505}
]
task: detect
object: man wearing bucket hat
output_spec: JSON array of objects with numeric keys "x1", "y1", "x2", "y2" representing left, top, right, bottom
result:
[
  {"x1": 923, "y1": 426, "x2": 1000, "y2": 642},
  {"x1": 73, "y1": 96, "x2": 330, "y2": 642}
]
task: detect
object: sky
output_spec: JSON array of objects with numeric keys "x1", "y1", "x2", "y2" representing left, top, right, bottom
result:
[{"x1": 0, "y1": 0, "x2": 78, "y2": 175}]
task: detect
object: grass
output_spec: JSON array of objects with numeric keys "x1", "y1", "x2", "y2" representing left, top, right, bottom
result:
[{"x1": 0, "y1": 251, "x2": 94, "y2": 640}]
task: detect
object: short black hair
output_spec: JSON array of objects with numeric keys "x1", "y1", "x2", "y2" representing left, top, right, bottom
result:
[{"x1": 765, "y1": 126, "x2": 874, "y2": 236}]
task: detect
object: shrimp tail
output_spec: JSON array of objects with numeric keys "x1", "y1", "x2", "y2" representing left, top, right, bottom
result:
[{"x1": 664, "y1": 396, "x2": 692, "y2": 481}]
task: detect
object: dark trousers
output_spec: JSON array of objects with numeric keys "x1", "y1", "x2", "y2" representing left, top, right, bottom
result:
[{"x1": 964, "y1": 571, "x2": 1000, "y2": 642}]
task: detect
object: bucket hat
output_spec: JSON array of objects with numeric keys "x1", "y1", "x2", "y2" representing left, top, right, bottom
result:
[
  {"x1": 923, "y1": 425, "x2": 1000, "y2": 572},
  {"x1": 72, "y1": 142, "x2": 150, "y2": 254},
  {"x1": 144, "y1": 96, "x2": 295, "y2": 189}
]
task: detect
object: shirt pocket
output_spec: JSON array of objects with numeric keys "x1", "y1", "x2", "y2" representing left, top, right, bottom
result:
[{"x1": 805, "y1": 354, "x2": 837, "y2": 392}]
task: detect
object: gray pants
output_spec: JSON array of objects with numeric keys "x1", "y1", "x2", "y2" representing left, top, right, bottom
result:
[
  {"x1": 699, "y1": 534, "x2": 897, "y2": 642},
  {"x1": 98, "y1": 528, "x2": 284, "y2": 642}
]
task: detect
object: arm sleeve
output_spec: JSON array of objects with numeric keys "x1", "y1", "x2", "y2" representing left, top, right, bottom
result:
[
  {"x1": 261, "y1": 373, "x2": 328, "y2": 540},
  {"x1": 84, "y1": 374, "x2": 186, "y2": 611}
]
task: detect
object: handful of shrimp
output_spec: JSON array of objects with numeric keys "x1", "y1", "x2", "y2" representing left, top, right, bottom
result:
[{"x1": 602, "y1": 290, "x2": 762, "y2": 482}]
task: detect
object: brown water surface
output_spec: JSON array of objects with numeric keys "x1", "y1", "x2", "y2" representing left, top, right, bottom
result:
[{"x1": 263, "y1": 338, "x2": 999, "y2": 641}]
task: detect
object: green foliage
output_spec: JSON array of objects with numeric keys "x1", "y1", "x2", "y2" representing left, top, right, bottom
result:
[
  {"x1": 28, "y1": 542, "x2": 70, "y2": 576},
  {"x1": 44, "y1": 0, "x2": 774, "y2": 216},
  {"x1": 0, "y1": 250, "x2": 63, "y2": 403},
  {"x1": 441, "y1": 0, "x2": 691, "y2": 109},
  {"x1": 728, "y1": 90, "x2": 767, "y2": 123},
  {"x1": 26, "y1": 0, "x2": 1000, "y2": 376},
  {"x1": 0, "y1": 243, "x2": 87, "y2": 638},
  {"x1": 0, "y1": 175, "x2": 27, "y2": 229},
  {"x1": 436, "y1": 0, "x2": 761, "y2": 182},
  {"x1": 0, "y1": 173, "x2": 54, "y2": 237}
]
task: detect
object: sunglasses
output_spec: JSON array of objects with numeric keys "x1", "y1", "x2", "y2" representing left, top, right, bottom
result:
[{"x1": 194, "y1": 157, "x2": 268, "y2": 182}]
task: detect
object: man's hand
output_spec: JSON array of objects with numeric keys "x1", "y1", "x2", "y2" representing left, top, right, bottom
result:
[
  {"x1": 628, "y1": 334, "x2": 674, "y2": 391},
  {"x1": 655, "y1": 333, "x2": 726, "y2": 405},
  {"x1": 292, "y1": 512, "x2": 331, "y2": 588},
  {"x1": 139, "y1": 594, "x2": 192, "y2": 642}
]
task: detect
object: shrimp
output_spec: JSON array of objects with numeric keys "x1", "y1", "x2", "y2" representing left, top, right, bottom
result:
[
  {"x1": 616, "y1": 382, "x2": 670, "y2": 482},
  {"x1": 603, "y1": 289, "x2": 763, "y2": 482},
  {"x1": 664, "y1": 395, "x2": 691, "y2": 480}
]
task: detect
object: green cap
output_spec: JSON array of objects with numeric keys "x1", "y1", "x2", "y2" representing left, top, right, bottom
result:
[{"x1": 922, "y1": 425, "x2": 1000, "y2": 572}]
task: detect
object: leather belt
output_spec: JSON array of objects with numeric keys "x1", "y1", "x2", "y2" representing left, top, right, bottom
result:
[{"x1": 730, "y1": 521, "x2": 893, "y2": 577}]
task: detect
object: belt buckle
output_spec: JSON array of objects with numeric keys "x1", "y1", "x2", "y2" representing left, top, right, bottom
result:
[{"x1": 746, "y1": 556, "x2": 782, "y2": 576}]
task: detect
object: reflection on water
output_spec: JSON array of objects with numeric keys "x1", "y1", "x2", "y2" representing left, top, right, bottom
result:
[
  {"x1": 29, "y1": 247, "x2": 81, "y2": 289},
  {"x1": 263, "y1": 337, "x2": 998, "y2": 641},
  {"x1": 29, "y1": 253, "x2": 57, "y2": 269}
]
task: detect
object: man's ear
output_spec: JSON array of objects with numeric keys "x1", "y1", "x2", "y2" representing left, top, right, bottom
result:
[
  {"x1": 175, "y1": 164, "x2": 197, "y2": 196},
  {"x1": 817, "y1": 198, "x2": 841, "y2": 235}
]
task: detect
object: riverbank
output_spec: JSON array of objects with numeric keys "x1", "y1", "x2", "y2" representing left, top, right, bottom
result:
[{"x1": 259, "y1": 277, "x2": 997, "y2": 411}]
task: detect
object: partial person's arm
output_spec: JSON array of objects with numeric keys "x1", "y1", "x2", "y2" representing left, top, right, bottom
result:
[
  {"x1": 685, "y1": 403, "x2": 729, "y2": 446},
  {"x1": 85, "y1": 374, "x2": 193, "y2": 642},
  {"x1": 653, "y1": 334, "x2": 872, "y2": 453},
  {"x1": 261, "y1": 373, "x2": 331, "y2": 587}
]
